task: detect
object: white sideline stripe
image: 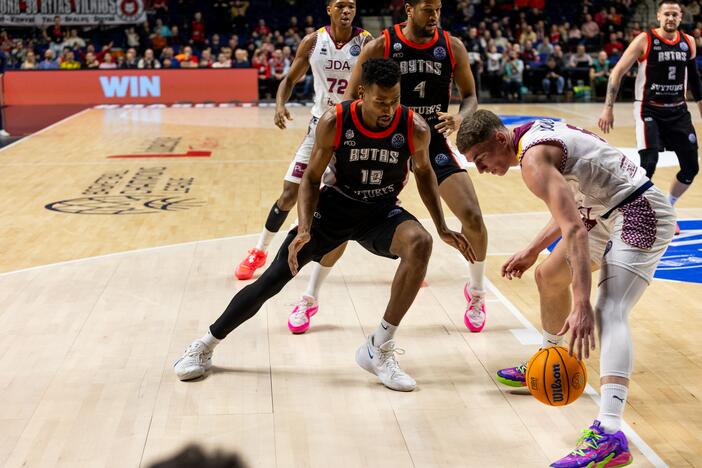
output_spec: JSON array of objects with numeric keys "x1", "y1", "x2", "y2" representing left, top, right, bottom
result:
[
  {"x1": 0, "y1": 211, "x2": 676, "y2": 465},
  {"x1": 480, "y1": 275, "x2": 668, "y2": 467},
  {"x1": 0, "y1": 109, "x2": 91, "y2": 155}
]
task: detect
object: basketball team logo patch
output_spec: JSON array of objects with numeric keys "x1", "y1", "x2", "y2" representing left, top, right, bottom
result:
[
  {"x1": 435, "y1": 153, "x2": 449, "y2": 166},
  {"x1": 350, "y1": 44, "x2": 361, "y2": 56},
  {"x1": 680, "y1": 41, "x2": 689, "y2": 52},
  {"x1": 391, "y1": 133, "x2": 405, "y2": 148},
  {"x1": 689, "y1": 133, "x2": 696, "y2": 144},
  {"x1": 393, "y1": 42, "x2": 402, "y2": 51},
  {"x1": 433, "y1": 46, "x2": 447, "y2": 60},
  {"x1": 345, "y1": 129, "x2": 355, "y2": 140}
]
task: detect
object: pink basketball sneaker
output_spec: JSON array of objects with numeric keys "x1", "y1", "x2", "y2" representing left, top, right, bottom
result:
[
  {"x1": 287, "y1": 295, "x2": 319, "y2": 334},
  {"x1": 464, "y1": 282, "x2": 486, "y2": 332}
]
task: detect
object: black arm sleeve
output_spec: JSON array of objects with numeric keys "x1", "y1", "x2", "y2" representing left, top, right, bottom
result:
[{"x1": 687, "y1": 58, "x2": 702, "y2": 101}]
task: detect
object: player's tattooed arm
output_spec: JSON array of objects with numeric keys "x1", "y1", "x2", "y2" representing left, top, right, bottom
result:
[
  {"x1": 598, "y1": 33, "x2": 647, "y2": 133},
  {"x1": 604, "y1": 80, "x2": 620, "y2": 108}
]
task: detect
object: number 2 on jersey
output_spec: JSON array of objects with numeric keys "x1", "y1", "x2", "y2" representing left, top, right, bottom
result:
[
  {"x1": 327, "y1": 78, "x2": 348, "y2": 95},
  {"x1": 668, "y1": 66, "x2": 676, "y2": 81}
]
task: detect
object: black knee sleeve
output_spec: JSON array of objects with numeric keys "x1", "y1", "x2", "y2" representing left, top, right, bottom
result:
[
  {"x1": 676, "y1": 149, "x2": 699, "y2": 185},
  {"x1": 264, "y1": 202, "x2": 290, "y2": 232},
  {"x1": 638, "y1": 149, "x2": 659, "y2": 179}
]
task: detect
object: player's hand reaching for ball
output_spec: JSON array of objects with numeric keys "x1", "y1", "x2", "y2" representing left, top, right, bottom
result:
[
  {"x1": 274, "y1": 106, "x2": 293, "y2": 129},
  {"x1": 438, "y1": 228, "x2": 476, "y2": 262},
  {"x1": 501, "y1": 248, "x2": 539, "y2": 279},
  {"x1": 288, "y1": 230, "x2": 311, "y2": 275},
  {"x1": 559, "y1": 302, "x2": 597, "y2": 360}
]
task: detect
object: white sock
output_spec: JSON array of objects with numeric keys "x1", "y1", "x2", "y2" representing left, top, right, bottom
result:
[
  {"x1": 598, "y1": 383, "x2": 628, "y2": 433},
  {"x1": 304, "y1": 263, "x2": 332, "y2": 299},
  {"x1": 542, "y1": 330, "x2": 563, "y2": 348},
  {"x1": 669, "y1": 193, "x2": 679, "y2": 206},
  {"x1": 200, "y1": 330, "x2": 221, "y2": 350},
  {"x1": 255, "y1": 228, "x2": 276, "y2": 252},
  {"x1": 468, "y1": 260, "x2": 486, "y2": 293},
  {"x1": 371, "y1": 319, "x2": 397, "y2": 346}
]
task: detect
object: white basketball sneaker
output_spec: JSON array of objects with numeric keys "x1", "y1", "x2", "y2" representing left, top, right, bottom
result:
[
  {"x1": 355, "y1": 336, "x2": 416, "y2": 392},
  {"x1": 174, "y1": 340, "x2": 213, "y2": 381}
]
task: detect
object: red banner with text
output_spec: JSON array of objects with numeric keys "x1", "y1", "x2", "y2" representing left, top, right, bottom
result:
[{"x1": 3, "y1": 69, "x2": 258, "y2": 105}]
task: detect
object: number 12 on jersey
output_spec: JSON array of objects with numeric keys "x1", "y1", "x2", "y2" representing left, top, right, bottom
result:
[{"x1": 360, "y1": 169, "x2": 383, "y2": 185}]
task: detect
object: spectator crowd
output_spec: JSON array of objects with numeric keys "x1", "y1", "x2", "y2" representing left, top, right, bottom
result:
[{"x1": 3, "y1": 0, "x2": 702, "y2": 102}]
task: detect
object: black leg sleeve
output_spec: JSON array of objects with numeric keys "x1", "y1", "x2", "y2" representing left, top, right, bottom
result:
[{"x1": 210, "y1": 230, "x2": 311, "y2": 339}]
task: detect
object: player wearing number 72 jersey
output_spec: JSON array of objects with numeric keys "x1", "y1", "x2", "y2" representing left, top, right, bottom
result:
[{"x1": 234, "y1": 0, "x2": 372, "y2": 290}]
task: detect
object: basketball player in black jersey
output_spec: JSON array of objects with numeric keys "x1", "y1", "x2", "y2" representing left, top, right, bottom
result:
[
  {"x1": 598, "y1": 0, "x2": 701, "y2": 235},
  {"x1": 297, "y1": 0, "x2": 489, "y2": 334},
  {"x1": 174, "y1": 59, "x2": 472, "y2": 392}
]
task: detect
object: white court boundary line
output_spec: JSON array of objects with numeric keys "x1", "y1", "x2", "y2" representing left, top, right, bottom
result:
[
  {"x1": 0, "y1": 214, "x2": 674, "y2": 465},
  {"x1": 482, "y1": 274, "x2": 668, "y2": 468}
]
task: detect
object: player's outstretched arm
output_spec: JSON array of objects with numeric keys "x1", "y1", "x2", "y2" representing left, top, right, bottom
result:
[
  {"x1": 410, "y1": 113, "x2": 475, "y2": 262},
  {"x1": 521, "y1": 144, "x2": 595, "y2": 360},
  {"x1": 288, "y1": 106, "x2": 337, "y2": 274},
  {"x1": 343, "y1": 37, "x2": 386, "y2": 100},
  {"x1": 598, "y1": 33, "x2": 647, "y2": 133},
  {"x1": 436, "y1": 36, "x2": 477, "y2": 137},
  {"x1": 274, "y1": 32, "x2": 316, "y2": 129}
]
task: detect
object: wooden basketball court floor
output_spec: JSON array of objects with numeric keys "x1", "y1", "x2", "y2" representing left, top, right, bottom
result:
[{"x1": 0, "y1": 102, "x2": 700, "y2": 467}]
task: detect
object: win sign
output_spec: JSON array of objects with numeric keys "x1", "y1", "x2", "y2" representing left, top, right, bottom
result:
[{"x1": 99, "y1": 76, "x2": 161, "y2": 98}]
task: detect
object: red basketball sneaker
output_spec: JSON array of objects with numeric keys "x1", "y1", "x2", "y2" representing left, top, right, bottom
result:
[{"x1": 235, "y1": 248, "x2": 267, "y2": 280}]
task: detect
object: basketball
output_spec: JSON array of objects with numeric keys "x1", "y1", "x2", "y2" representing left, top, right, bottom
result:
[{"x1": 526, "y1": 346, "x2": 587, "y2": 406}]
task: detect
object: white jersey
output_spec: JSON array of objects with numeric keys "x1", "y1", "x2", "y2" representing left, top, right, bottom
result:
[
  {"x1": 309, "y1": 26, "x2": 371, "y2": 118},
  {"x1": 514, "y1": 119, "x2": 649, "y2": 218}
]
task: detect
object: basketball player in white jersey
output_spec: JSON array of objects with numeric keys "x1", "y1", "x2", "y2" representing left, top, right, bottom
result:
[
  {"x1": 457, "y1": 111, "x2": 675, "y2": 467},
  {"x1": 598, "y1": 0, "x2": 701, "y2": 235},
  {"x1": 234, "y1": 1, "x2": 371, "y2": 332}
]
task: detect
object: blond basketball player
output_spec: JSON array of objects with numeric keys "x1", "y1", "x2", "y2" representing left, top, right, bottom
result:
[
  {"x1": 234, "y1": 0, "x2": 371, "y2": 333},
  {"x1": 456, "y1": 111, "x2": 675, "y2": 467}
]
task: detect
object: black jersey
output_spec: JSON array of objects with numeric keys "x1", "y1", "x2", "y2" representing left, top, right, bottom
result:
[
  {"x1": 636, "y1": 29, "x2": 694, "y2": 104},
  {"x1": 329, "y1": 100, "x2": 414, "y2": 203},
  {"x1": 383, "y1": 24, "x2": 455, "y2": 132}
]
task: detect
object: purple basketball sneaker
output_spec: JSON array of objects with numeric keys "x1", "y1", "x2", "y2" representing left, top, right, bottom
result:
[
  {"x1": 550, "y1": 420, "x2": 633, "y2": 468},
  {"x1": 496, "y1": 362, "x2": 527, "y2": 387}
]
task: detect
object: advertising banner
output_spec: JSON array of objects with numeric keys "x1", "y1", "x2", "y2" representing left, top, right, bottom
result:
[{"x1": 0, "y1": 0, "x2": 146, "y2": 26}]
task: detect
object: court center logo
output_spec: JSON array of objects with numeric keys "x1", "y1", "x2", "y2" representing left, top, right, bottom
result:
[{"x1": 45, "y1": 167, "x2": 204, "y2": 215}]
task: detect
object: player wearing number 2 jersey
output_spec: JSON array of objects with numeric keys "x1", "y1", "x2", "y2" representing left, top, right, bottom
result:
[
  {"x1": 234, "y1": 0, "x2": 371, "y2": 292},
  {"x1": 598, "y1": 0, "x2": 702, "y2": 236}
]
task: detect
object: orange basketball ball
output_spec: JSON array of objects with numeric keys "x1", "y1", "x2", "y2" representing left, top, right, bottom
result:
[{"x1": 525, "y1": 346, "x2": 587, "y2": 406}]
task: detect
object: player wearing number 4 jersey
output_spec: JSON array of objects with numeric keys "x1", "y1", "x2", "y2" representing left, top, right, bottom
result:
[
  {"x1": 234, "y1": 0, "x2": 371, "y2": 325},
  {"x1": 286, "y1": 0, "x2": 489, "y2": 335},
  {"x1": 598, "y1": 0, "x2": 701, "y2": 236}
]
